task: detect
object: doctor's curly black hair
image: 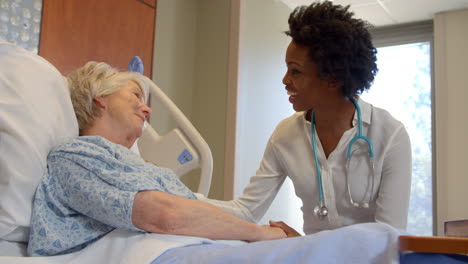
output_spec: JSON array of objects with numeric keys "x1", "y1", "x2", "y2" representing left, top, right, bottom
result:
[{"x1": 285, "y1": 1, "x2": 378, "y2": 98}]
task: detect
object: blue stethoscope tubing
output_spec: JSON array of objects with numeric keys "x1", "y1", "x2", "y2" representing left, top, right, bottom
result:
[{"x1": 311, "y1": 97, "x2": 375, "y2": 217}]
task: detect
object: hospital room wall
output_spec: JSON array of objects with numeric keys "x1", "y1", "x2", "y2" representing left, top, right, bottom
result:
[
  {"x1": 151, "y1": 0, "x2": 231, "y2": 200},
  {"x1": 228, "y1": 0, "x2": 305, "y2": 231},
  {"x1": 434, "y1": 8, "x2": 468, "y2": 235}
]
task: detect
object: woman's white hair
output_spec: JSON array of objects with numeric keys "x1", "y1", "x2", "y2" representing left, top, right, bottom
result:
[{"x1": 67, "y1": 61, "x2": 149, "y2": 133}]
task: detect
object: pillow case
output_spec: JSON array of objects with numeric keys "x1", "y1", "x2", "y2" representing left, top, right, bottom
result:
[{"x1": 0, "y1": 42, "x2": 78, "y2": 242}]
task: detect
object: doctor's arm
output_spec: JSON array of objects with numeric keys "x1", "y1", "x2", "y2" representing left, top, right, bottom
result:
[
  {"x1": 196, "y1": 139, "x2": 288, "y2": 223},
  {"x1": 132, "y1": 190, "x2": 286, "y2": 241},
  {"x1": 374, "y1": 125, "x2": 412, "y2": 230}
]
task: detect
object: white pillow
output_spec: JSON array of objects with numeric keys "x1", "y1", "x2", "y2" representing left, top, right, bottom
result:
[{"x1": 0, "y1": 42, "x2": 78, "y2": 242}]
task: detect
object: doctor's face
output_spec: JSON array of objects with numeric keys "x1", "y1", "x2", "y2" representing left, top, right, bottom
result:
[{"x1": 282, "y1": 41, "x2": 332, "y2": 112}]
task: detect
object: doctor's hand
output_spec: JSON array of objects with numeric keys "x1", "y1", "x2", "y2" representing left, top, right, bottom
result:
[
  {"x1": 269, "y1": 220, "x2": 302, "y2": 237},
  {"x1": 254, "y1": 225, "x2": 287, "y2": 241}
]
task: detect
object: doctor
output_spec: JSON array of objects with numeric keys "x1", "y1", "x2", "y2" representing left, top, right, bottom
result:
[{"x1": 201, "y1": 2, "x2": 412, "y2": 236}]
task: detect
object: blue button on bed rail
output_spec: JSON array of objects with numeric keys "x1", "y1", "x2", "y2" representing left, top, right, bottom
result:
[{"x1": 178, "y1": 149, "x2": 193, "y2": 164}]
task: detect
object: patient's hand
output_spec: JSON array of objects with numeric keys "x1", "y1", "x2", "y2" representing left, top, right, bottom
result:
[
  {"x1": 269, "y1": 221, "x2": 302, "y2": 237},
  {"x1": 256, "y1": 225, "x2": 287, "y2": 241}
]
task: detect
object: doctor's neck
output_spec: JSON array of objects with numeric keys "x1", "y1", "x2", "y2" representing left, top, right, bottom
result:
[{"x1": 306, "y1": 98, "x2": 356, "y2": 130}]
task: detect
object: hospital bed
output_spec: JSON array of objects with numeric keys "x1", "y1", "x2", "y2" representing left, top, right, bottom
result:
[{"x1": 0, "y1": 42, "x2": 466, "y2": 264}]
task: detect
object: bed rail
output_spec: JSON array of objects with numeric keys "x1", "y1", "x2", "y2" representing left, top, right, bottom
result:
[{"x1": 137, "y1": 76, "x2": 213, "y2": 196}]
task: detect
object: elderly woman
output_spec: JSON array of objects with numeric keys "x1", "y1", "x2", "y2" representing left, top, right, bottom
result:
[{"x1": 27, "y1": 62, "x2": 285, "y2": 256}]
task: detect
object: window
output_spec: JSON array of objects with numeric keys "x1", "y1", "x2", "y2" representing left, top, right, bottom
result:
[{"x1": 365, "y1": 21, "x2": 434, "y2": 235}]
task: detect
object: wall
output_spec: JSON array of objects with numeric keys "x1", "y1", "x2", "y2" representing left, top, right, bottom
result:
[
  {"x1": 152, "y1": 0, "x2": 230, "y2": 199},
  {"x1": 191, "y1": 0, "x2": 230, "y2": 200},
  {"x1": 434, "y1": 8, "x2": 468, "y2": 235},
  {"x1": 228, "y1": 0, "x2": 304, "y2": 232},
  {"x1": 152, "y1": 0, "x2": 197, "y2": 134}
]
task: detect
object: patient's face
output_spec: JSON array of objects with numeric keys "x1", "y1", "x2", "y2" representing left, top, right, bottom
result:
[{"x1": 102, "y1": 81, "x2": 151, "y2": 145}]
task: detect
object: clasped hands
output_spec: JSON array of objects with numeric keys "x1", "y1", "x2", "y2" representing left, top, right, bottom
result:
[{"x1": 268, "y1": 220, "x2": 302, "y2": 238}]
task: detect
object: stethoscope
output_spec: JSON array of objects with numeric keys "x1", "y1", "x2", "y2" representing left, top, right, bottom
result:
[{"x1": 311, "y1": 97, "x2": 375, "y2": 218}]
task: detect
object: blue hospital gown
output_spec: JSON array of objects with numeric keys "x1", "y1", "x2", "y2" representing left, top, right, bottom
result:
[{"x1": 27, "y1": 136, "x2": 197, "y2": 256}]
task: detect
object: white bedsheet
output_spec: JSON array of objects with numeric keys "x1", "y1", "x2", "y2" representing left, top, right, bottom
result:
[
  {"x1": 153, "y1": 222, "x2": 404, "y2": 264},
  {"x1": 0, "y1": 223, "x2": 403, "y2": 264},
  {"x1": 0, "y1": 230, "x2": 225, "y2": 264}
]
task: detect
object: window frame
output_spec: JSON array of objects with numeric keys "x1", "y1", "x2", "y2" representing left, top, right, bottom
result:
[{"x1": 370, "y1": 20, "x2": 436, "y2": 235}]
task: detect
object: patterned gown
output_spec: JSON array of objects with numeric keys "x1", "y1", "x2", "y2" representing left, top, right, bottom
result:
[{"x1": 27, "y1": 136, "x2": 196, "y2": 256}]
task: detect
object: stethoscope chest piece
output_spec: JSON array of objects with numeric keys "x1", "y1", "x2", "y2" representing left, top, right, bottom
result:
[
  {"x1": 314, "y1": 205, "x2": 328, "y2": 217},
  {"x1": 314, "y1": 201, "x2": 328, "y2": 217}
]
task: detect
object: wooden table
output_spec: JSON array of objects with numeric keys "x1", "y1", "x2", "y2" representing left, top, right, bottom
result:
[{"x1": 399, "y1": 235, "x2": 468, "y2": 254}]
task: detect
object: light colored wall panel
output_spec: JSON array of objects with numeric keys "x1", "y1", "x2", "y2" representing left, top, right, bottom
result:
[
  {"x1": 152, "y1": 0, "x2": 230, "y2": 199},
  {"x1": 192, "y1": 0, "x2": 231, "y2": 199},
  {"x1": 231, "y1": 0, "x2": 303, "y2": 232},
  {"x1": 434, "y1": 8, "x2": 468, "y2": 235},
  {"x1": 152, "y1": 0, "x2": 197, "y2": 133}
]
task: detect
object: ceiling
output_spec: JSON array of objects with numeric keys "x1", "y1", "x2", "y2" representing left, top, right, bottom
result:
[{"x1": 279, "y1": 0, "x2": 468, "y2": 27}]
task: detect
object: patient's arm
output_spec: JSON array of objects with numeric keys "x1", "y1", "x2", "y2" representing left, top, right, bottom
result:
[{"x1": 132, "y1": 190, "x2": 286, "y2": 242}]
